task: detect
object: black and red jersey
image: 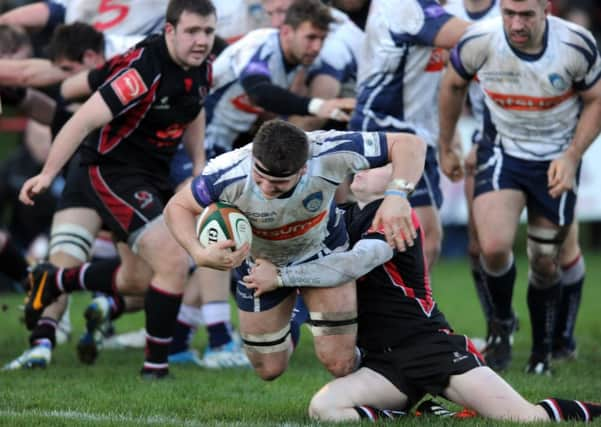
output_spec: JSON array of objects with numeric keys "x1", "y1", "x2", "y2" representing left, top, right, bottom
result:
[
  {"x1": 341, "y1": 200, "x2": 451, "y2": 352},
  {"x1": 82, "y1": 34, "x2": 212, "y2": 180}
]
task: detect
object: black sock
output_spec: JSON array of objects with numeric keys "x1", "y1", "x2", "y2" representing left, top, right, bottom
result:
[
  {"x1": 169, "y1": 319, "x2": 194, "y2": 355},
  {"x1": 527, "y1": 282, "x2": 560, "y2": 357},
  {"x1": 107, "y1": 293, "x2": 126, "y2": 320},
  {"x1": 539, "y1": 398, "x2": 601, "y2": 422},
  {"x1": 481, "y1": 257, "x2": 516, "y2": 320},
  {"x1": 469, "y1": 255, "x2": 493, "y2": 322},
  {"x1": 59, "y1": 259, "x2": 121, "y2": 293},
  {"x1": 29, "y1": 317, "x2": 57, "y2": 348},
  {"x1": 0, "y1": 237, "x2": 28, "y2": 283},
  {"x1": 143, "y1": 285, "x2": 182, "y2": 374},
  {"x1": 555, "y1": 257, "x2": 584, "y2": 349},
  {"x1": 354, "y1": 406, "x2": 406, "y2": 421}
]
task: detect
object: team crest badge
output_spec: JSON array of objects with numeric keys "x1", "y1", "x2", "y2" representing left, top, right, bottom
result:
[
  {"x1": 303, "y1": 191, "x2": 323, "y2": 212},
  {"x1": 549, "y1": 73, "x2": 568, "y2": 91}
]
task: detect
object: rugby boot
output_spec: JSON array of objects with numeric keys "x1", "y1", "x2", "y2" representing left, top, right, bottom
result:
[
  {"x1": 168, "y1": 349, "x2": 203, "y2": 367},
  {"x1": 2, "y1": 343, "x2": 52, "y2": 371},
  {"x1": 552, "y1": 337, "x2": 578, "y2": 362},
  {"x1": 77, "y1": 296, "x2": 111, "y2": 364},
  {"x1": 200, "y1": 340, "x2": 251, "y2": 368},
  {"x1": 24, "y1": 263, "x2": 61, "y2": 330},
  {"x1": 525, "y1": 353, "x2": 552, "y2": 376},
  {"x1": 483, "y1": 314, "x2": 518, "y2": 371}
]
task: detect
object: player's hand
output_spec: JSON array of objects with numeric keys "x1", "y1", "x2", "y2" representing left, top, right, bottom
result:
[
  {"x1": 19, "y1": 173, "x2": 53, "y2": 205},
  {"x1": 547, "y1": 150, "x2": 579, "y2": 198},
  {"x1": 440, "y1": 143, "x2": 464, "y2": 182},
  {"x1": 242, "y1": 258, "x2": 279, "y2": 297},
  {"x1": 198, "y1": 241, "x2": 249, "y2": 271},
  {"x1": 464, "y1": 144, "x2": 478, "y2": 177},
  {"x1": 372, "y1": 195, "x2": 415, "y2": 251},
  {"x1": 317, "y1": 98, "x2": 356, "y2": 122}
]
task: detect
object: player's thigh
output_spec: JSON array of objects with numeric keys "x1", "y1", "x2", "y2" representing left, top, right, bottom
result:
[
  {"x1": 195, "y1": 267, "x2": 230, "y2": 302},
  {"x1": 472, "y1": 190, "x2": 525, "y2": 254},
  {"x1": 414, "y1": 205, "x2": 442, "y2": 242},
  {"x1": 310, "y1": 367, "x2": 408, "y2": 416},
  {"x1": 444, "y1": 366, "x2": 546, "y2": 421},
  {"x1": 49, "y1": 207, "x2": 102, "y2": 267}
]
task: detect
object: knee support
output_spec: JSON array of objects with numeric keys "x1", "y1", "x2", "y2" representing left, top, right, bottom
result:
[
  {"x1": 49, "y1": 224, "x2": 94, "y2": 262},
  {"x1": 241, "y1": 324, "x2": 292, "y2": 354},
  {"x1": 308, "y1": 311, "x2": 357, "y2": 336},
  {"x1": 527, "y1": 226, "x2": 568, "y2": 288}
]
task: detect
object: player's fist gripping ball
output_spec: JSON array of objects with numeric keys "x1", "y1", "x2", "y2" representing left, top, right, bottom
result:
[{"x1": 196, "y1": 202, "x2": 252, "y2": 249}]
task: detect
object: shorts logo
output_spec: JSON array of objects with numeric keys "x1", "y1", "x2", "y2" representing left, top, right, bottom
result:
[
  {"x1": 303, "y1": 191, "x2": 323, "y2": 212},
  {"x1": 134, "y1": 191, "x2": 154, "y2": 209},
  {"x1": 111, "y1": 69, "x2": 148, "y2": 105},
  {"x1": 548, "y1": 73, "x2": 568, "y2": 91}
]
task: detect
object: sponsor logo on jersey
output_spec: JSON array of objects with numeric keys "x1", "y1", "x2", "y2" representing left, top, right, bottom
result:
[
  {"x1": 184, "y1": 78, "x2": 193, "y2": 92},
  {"x1": 424, "y1": 48, "x2": 445, "y2": 72},
  {"x1": 303, "y1": 191, "x2": 323, "y2": 212},
  {"x1": 252, "y1": 211, "x2": 327, "y2": 240},
  {"x1": 363, "y1": 133, "x2": 381, "y2": 157},
  {"x1": 484, "y1": 88, "x2": 574, "y2": 111},
  {"x1": 111, "y1": 69, "x2": 148, "y2": 105},
  {"x1": 549, "y1": 73, "x2": 568, "y2": 91},
  {"x1": 231, "y1": 94, "x2": 264, "y2": 114},
  {"x1": 134, "y1": 190, "x2": 154, "y2": 209}
]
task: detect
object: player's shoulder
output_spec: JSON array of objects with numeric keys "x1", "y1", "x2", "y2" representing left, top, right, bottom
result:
[
  {"x1": 458, "y1": 16, "x2": 501, "y2": 50},
  {"x1": 550, "y1": 15, "x2": 598, "y2": 49},
  {"x1": 203, "y1": 145, "x2": 252, "y2": 176}
]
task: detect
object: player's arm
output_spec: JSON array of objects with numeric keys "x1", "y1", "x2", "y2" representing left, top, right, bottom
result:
[
  {"x1": 18, "y1": 91, "x2": 113, "y2": 205},
  {"x1": 61, "y1": 70, "x2": 94, "y2": 100},
  {"x1": 0, "y1": 58, "x2": 70, "y2": 87},
  {"x1": 289, "y1": 73, "x2": 341, "y2": 131},
  {"x1": 433, "y1": 16, "x2": 470, "y2": 49},
  {"x1": 438, "y1": 64, "x2": 470, "y2": 181},
  {"x1": 164, "y1": 184, "x2": 248, "y2": 271},
  {"x1": 244, "y1": 238, "x2": 393, "y2": 295},
  {"x1": 371, "y1": 132, "x2": 426, "y2": 250},
  {"x1": 241, "y1": 73, "x2": 354, "y2": 121},
  {"x1": 548, "y1": 78, "x2": 601, "y2": 198},
  {"x1": 0, "y1": 2, "x2": 52, "y2": 31}
]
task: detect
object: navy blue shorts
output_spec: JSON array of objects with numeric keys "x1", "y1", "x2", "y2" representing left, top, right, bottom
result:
[
  {"x1": 473, "y1": 144, "x2": 579, "y2": 226},
  {"x1": 409, "y1": 146, "x2": 443, "y2": 209}
]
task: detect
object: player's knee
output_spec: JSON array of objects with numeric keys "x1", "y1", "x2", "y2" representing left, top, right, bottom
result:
[
  {"x1": 241, "y1": 325, "x2": 292, "y2": 380},
  {"x1": 309, "y1": 392, "x2": 333, "y2": 421},
  {"x1": 320, "y1": 352, "x2": 356, "y2": 377},
  {"x1": 253, "y1": 359, "x2": 287, "y2": 381},
  {"x1": 527, "y1": 225, "x2": 565, "y2": 287},
  {"x1": 116, "y1": 263, "x2": 152, "y2": 295},
  {"x1": 49, "y1": 224, "x2": 94, "y2": 263}
]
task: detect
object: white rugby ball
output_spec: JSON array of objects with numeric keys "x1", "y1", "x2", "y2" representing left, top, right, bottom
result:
[{"x1": 196, "y1": 202, "x2": 252, "y2": 249}]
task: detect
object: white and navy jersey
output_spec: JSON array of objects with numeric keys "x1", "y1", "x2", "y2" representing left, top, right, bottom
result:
[
  {"x1": 47, "y1": 0, "x2": 166, "y2": 36},
  {"x1": 307, "y1": 8, "x2": 364, "y2": 98},
  {"x1": 205, "y1": 29, "x2": 304, "y2": 152},
  {"x1": 444, "y1": 0, "x2": 499, "y2": 126},
  {"x1": 104, "y1": 34, "x2": 144, "y2": 58},
  {"x1": 451, "y1": 16, "x2": 601, "y2": 160},
  {"x1": 350, "y1": 0, "x2": 453, "y2": 147},
  {"x1": 190, "y1": 130, "x2": 388, "y2": 267},
  {"x1": 214, "y1": 0, "x2": 264, "y2": 44}
]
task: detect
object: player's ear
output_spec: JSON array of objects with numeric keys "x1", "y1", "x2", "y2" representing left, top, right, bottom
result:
[
  {"x1": 165, "y1": 22, "x2": 176, "y2": 36},
  {"x1": 83, "y1": 49, "x2": 104, "y2": 68}
]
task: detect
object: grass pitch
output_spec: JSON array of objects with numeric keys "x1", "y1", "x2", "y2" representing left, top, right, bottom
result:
[{"x1": 1, "y1": 254, "x2": 600, "y2": 426}]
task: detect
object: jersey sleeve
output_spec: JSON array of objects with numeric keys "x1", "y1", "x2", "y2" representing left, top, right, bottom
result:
[
  {"x1": 389, "y1": 0, "x2": 454, "y2": 47},
  {"x1": 563, "y1": 26, "x2": 601, "y2": 91},
  {"x1": 449, "y1": 21, "x2": 492, "y2": 80},
  {"x1": 43, "y1": 0, "x2": 66, "y2": 31},
  {"x1": 96, "y1": 45, "x2": 159, "y2": 118}
]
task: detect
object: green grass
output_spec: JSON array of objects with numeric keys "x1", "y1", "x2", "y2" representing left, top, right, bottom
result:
[{"x1": 1, "y1": 254, "x2": 601, "y2": 426}]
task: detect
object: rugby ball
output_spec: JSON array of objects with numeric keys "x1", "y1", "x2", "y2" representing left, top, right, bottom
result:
[{"x1": 196, "y1": 202, "x2": 252, "y2": 250}]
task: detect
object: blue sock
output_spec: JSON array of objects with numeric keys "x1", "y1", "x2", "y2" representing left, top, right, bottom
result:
[{"x1": 290, "y1": 296, "x2": 309, "y2": 347}]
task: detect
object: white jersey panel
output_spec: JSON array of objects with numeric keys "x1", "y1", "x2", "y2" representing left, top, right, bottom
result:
[
  {"x1": 307, "y1": 8, "x2": 364, "y2": 98},
  {"x1": 352, "y1": 0, "x2": 453, "y2": 147},
  {"x1": 193, "y1": 130, "x2": 388, "y2": 266},
  {"x1": 62, "y1": 0, "x2": 166, "y2": 36},
  {"x1": 452, "y1": 16, "x2": 601, "y2": 160},
  {"x1": 206, "y1": 29, "x2": 303, "y2": 152}
]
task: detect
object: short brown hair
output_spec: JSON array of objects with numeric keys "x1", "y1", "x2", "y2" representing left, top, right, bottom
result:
[
  {"x1": 0, "y1": 24, "x2": 31, "y2": 57},
  {"x1": 48, "y1": 22, "x2": 104, "y2": 61},
  {"x1": 283, "y1": 0, "x2": 334, "y2": 31},
  {"x1": 166, "y1": 0, "x2": 216, "y2": 26},
  {"x1": 252, "y1": 119, "x2": 309, "y2": 176}
]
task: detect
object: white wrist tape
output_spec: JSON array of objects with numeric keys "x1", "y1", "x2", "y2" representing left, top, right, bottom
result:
[{"x1": 308, "y1": 98, "x2": 325, "y2": 115}]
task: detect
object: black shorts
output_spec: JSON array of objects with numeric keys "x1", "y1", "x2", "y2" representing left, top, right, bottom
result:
[
  {"x1": 361, "y1": 330, "x2": 485, "y2": 409},
  {"x1": 57, "y1": 161, "x2": 173, "y2": 243}
]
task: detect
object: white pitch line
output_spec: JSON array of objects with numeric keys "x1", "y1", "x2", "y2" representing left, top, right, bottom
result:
[{"x1": 0, "y1": 409, "x2": 311, "y2": 427}]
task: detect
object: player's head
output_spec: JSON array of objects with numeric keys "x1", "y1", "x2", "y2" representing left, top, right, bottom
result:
[
  {"x1": 280, "y1": 0, "x2": 333, "y2": 65},
  {"x1": 165, "y1": 0, "x2": 216, "y2": 69},
  {"x1": 252, "y1": 119, "x2": 309, "y2": 199},
  {"x1": 0, "y1": 24, "x2": 31, "y2": 59},
  {"x1": 262, "y1": 0, "x2": 294, "y2": 29},
  {"x1": 48, "y1": 22, "x2": 105, "y2": 73},
  {"x1": 350, "y1": 164, "x2": 392, "y2": 203},
  {"x1": 500, "y1": 0, "x2": 549, "y2": 52}
]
